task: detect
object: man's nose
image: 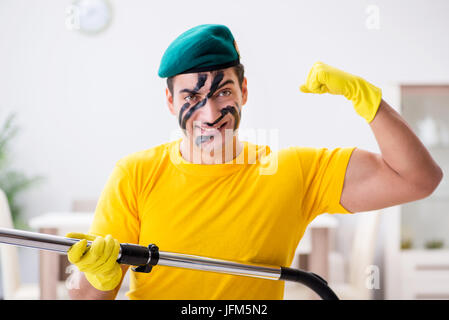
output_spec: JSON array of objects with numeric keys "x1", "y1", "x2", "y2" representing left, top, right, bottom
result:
[{"x1": 198, "y1": 99, "x2": 222, "y2": 126}]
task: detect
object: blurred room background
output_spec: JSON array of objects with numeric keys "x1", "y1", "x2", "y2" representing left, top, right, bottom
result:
[{"x1": 0, "y1": 0, "x2": 448, "y2": 299}]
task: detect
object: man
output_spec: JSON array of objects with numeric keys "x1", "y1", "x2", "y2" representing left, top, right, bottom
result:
[{"x1": 66, "y1": 24, "x2": 443, "y2": 300}]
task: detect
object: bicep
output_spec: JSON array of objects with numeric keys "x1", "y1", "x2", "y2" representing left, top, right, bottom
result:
[{"x1": 340, "y1": 148, "x2": 429, "y2": 213}]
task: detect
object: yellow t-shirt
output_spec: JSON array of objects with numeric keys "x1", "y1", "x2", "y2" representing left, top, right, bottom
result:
[{"x1": 89, "y1": 139, "x2": 356, "y2": 299}]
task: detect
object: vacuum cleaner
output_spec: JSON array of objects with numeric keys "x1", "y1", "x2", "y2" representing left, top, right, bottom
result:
[{"x1": 0, "y1": 227, "x2": 339, "y2": 300}]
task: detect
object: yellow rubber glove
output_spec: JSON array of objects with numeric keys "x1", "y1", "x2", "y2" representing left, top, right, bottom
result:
[
  {"x1": 66, "y1": 232, "x2": 122, "y2": 291},
  {"x1": 300, "y1": 62, "x2": 382, "y2": 123}
]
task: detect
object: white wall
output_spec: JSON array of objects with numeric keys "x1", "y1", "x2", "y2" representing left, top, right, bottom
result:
[{"x1": 1, "y1": 0, "x2": 448, "y2": 298}]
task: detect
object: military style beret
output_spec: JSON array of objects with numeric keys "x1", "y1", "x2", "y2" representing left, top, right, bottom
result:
[{"x1": 158, "y1": 24, "x2": 240, "y2": 78}]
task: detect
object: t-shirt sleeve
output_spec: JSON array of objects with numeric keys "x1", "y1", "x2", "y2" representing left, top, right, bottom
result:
[
  {"x1": 88, "y1": 161, "x2": 140, "y2": 244},
  {"x1": 293, "y1": 146, "x2": 357, "y2": 223}
]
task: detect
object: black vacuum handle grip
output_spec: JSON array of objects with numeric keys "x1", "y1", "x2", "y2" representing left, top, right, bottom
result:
[{"x1": 116, "y1": 243, "x2": 150, "y2": 266}]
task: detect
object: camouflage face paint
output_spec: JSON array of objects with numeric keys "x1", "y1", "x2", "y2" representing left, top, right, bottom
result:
[
  {"x1": 178, "y1": 73, "x2": 208, "y2": 128},
  {"x1": 194, "y1": 74, "x2": 208, "y2": 92},
  {"x1": 194, "y1": 103, "x2": 241, "y2": 147},
  {"x1": 179, "y1": 72, "x2": 224, "y2": 130},
  {"x1": 204, "y1": 103, "x2": 241, "y2": 130},
  {"x1": 177, "y1": 71, "x2": 242, "y2": 147}
]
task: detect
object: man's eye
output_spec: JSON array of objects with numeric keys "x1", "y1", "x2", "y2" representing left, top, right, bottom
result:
[
  {"x1": 218, "y1": 89, "x2": 232, "y2": 97},
  {"x1": 184, "y1": 94, "x2": 197, "y2": 102}
]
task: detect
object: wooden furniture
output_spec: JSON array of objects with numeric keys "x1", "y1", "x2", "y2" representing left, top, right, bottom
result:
[
  {"x1": 28, "y1": 212, "x2": 93, "y2": 300},
  {"x1": 294, "y1": 214, "x2": 339, "y2": 281}
]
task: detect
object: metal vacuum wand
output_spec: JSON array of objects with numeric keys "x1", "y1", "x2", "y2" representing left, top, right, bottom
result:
[{"x1": 0, "y1": 227, "x2": 338, "y2": 300}]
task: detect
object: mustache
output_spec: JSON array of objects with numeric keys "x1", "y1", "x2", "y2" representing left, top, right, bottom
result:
[
  {"x1": 204, "y1": 105, "x2": 240, "y2": 129},
  {"x1": 194, "y1": 104, "x2": 241, "y2": 147}
]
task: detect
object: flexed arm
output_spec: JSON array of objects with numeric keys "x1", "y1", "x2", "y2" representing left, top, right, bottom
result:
[{"x1": 300, "y1": 62, "x2": 443, "y2": 212}]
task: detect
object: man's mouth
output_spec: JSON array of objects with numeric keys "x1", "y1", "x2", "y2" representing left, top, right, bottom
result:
[
  {"x1": 193, "y1": 121, "x2": 231, "y2": 146},
  {"x1": 195, "y1": 121, "x2": 229, "y2": 135}
]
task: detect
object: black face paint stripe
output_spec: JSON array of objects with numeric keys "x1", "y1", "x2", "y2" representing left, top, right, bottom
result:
[
  {"x1": 179, "y1": 74, "x2": 208, "y2": 95},
  {"x1": 180, "y1": 76, "x2": 231, "y2": 95},
  {"x1": 232, "y1": 103, "x2": 241, "y2": 130},
  {"x1": 194, "y1": 74, "x2": 208, "y2": 91},
  {"x1": 178, "y1": 102, "x2": 191, "y2": 127},
  {"x1": 204, "y1": 107, "x2": 232, "y2": 127},
  {"x1": 194, "y1": 103, "x2": 241, "y2": 147},
  {"x1": 207, "y1": 72, "x2": 225, "y2": 99},
  {"x1": 178, "y1": 74, "x2": 209, "y2": 127},
  {"x1": 221, "y1": 103, "x2": 241, "y2": 131},
  {"x1": 181, "y1": 98, "x2": 207, "y2": 130},
  {"x1": 180, "y1": 72, "x2": 225, "y2": 130},
  {"x1": 204, "y1": 103, "x2": 241, "y2": 129}
]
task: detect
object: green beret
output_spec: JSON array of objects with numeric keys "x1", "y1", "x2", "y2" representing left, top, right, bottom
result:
[{"x1": 158, "y1": 24, "x2": 240, "y2": 78}]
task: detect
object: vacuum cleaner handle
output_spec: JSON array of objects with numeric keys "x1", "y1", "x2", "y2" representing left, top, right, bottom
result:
[
  {"x1": 0, "y1": 227, "x2": 338, "y2": 300},
  {"x1": 116, "y1": 243, "x2": 338, "y2": 300}
]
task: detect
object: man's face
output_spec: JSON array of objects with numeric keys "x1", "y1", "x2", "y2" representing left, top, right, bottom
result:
[{"x1": 166, "y1": 67, "x2": 247, "y2": 153}]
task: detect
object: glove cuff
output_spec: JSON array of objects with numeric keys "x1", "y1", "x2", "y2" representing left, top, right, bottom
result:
[
  {"x1": 352, "y1": 78, "x2": 382, "y2": 123},
  {"x1": 85, "y1": 265, "x2": 122, "y2": 291}
]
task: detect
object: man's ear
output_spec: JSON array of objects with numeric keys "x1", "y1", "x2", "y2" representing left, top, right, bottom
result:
[
  {"x1": 166, "y1": 88, "x2": 176, "y2": 115},
  {"x1": 241, "y1": 77, "x2": 248, "y2": 106}
]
